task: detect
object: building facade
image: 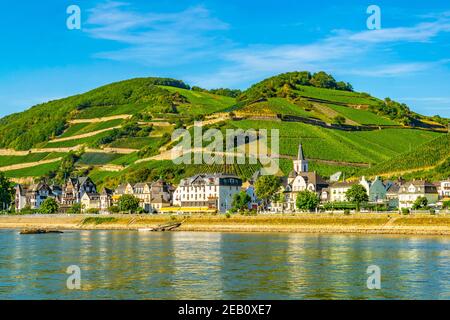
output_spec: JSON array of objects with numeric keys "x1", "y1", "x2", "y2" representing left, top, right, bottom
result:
[
  {"x1": 398, "y1": 181, "x2": 439, "y2": 209},
  {"x1": 173, "y1": 174, "x2": 242, "y2": 213},
  {"x1": 61, "y1": 177, "x2": 97, "y2": 205}
]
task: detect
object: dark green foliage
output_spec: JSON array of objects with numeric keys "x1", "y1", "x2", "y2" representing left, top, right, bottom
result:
[
  {"x1": 96, "y1": 121, "x2": 153, "y2": 146},
  {"x1": 296, "y1": 190, "x2": 320, "y2": 212},
  {"x1": 192, "y1": 86, "x2": 242, "y2": 98},
  {"x1": 39, "y1": 198, "x2": 59, "y2": 214},
  {"x1": 231, "y1": 191, "x2": 251, "y2": 212},
  {"x1": 412, "y1": 196, "x2": 428, "y2": 210},
  {"x1": 443, "y1": 201, "x2": 450, "y2": 209},
  {"x1": 345, "y1": 184, "x2": 369, "y2": 211},
  {"x1": 238, "y1": 71, "x2": 353, "y2": 104},
  {"x1": 109, "y1": 206, "x2": 120, "y2": 214},
  {"x1": 255, "y1": 175, "x2": 281, "y2": 207},
  {"x1": 81, "y1": 217, "x2": 118, "y2": 225},
  {"x1": 118, "y1": 194, "x2": 141, "y2": 213},
  {"x1": 55, "y1": 152, "x2": 82, "y2": 183},
  {"x1": 0, "y1": 172, "x2": 14, "y2": 210},
  {"x1": 369, "y1": 98, "x2": 412, "y2": 124},
  {"x1": 332, "y1": 115, "x2": 346, "y2": 125},
  {"x1": 68, "y1": 203, "x2": 82, "y2": 214}
]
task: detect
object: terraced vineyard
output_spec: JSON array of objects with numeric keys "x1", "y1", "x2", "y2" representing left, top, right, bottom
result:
[
  {"x1": 362, "y1": 134, "x2": 450, "y2": 178},
  {"x1": 0, "y1": 72, "x2": 447, "y2": 185}
]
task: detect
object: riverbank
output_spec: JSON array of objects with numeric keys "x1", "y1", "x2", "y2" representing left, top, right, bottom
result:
[{"x1": 1, "y1": 213, "x2": 450, "y2": 235}]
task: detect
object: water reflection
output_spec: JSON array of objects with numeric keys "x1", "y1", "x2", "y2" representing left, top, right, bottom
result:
[{"x1": 0, "y1": 230, "x2": 448, "y2": 299}]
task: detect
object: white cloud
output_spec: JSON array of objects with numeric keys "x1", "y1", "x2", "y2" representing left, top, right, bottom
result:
[
  {"x1": 194, "y1": 16, "x2": 450, "y2": 87},
  {"x1": 346, "y1": 62, "x2": 434, "y2": 77},
  {"x1": 85, "y1": 1, "x2": 230, "y2": 66},
  {"x1": 83, "y1": 3, "x2": 450, "y2": 87}
]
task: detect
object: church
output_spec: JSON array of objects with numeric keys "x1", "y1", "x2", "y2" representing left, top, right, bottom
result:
[{"x1": 282, "y1": 144, "x2": 329, "y2": 211}]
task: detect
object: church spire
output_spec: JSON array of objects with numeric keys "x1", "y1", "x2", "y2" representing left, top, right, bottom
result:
[
  {"x1": 293, "y1": 143, "x2": 308, "y2": 174},
  {"x1": 298, "y1": 143, "x2": 305, "y2": 160}
]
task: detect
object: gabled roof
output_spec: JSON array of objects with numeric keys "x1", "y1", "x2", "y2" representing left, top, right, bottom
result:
[{"x1": 101, "y1": 188, "x2": 113, "y2": 196}]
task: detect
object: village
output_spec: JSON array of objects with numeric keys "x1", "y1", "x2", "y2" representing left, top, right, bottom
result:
[{"x1": 12, "y1": 144, "x2": 450, "y2": 215}]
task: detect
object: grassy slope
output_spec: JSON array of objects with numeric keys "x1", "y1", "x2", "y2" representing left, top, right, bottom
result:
[
  {"x1": 229, "y1": 120, "x2": 442, "y2": 164},
  {"x1": 160, "y1": 86, "x2": 235, "y2": 115},
  {"x1": 295, "y1": 85, "x2": 380, "y2": 106},
  {"x1": 363, "y1": 134, "x2": 450, "y2": 177},
  {"x1": 59, "y1": 119, "x2": 124, "y2": 138},
  {"x1": 4, "y1": 160, "x2": 62, "y2": 178},
  {"x1": 0, "y1": 153, "x2": 65, "y2": 167},
  {"x1": 78, "y1": 153, "x2": 123, "y2": 166},
  {"x1": 326, "y1": 104, "x2": 399, "y2": 125}
]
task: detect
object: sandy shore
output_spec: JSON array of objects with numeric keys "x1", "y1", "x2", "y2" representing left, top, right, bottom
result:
[{"x1": 1, "y1": 213, "x2": 450, "y2": 235}]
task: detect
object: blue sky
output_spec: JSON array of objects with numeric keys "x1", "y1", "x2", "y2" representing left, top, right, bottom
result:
[{"x1": 1, "y1": 0, "x2": 450, "y2": 117}]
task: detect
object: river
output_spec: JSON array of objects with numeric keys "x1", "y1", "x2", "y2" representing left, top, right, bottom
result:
[{"x1": 0, "y1": 230, "x2": 448, "y2": 299}]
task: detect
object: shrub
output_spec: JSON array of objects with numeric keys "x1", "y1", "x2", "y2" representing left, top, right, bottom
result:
[
  {"x1": 118, "y1": 195, "x2": 141, "y2": 213},
  {"x1": 401, "y1": 208, "x2": 410, "y2": 215},
  {"x1": 296, "y1": 190, "x2": 320, "y2": 212},
  {"x1": 68, "y1": 203, "x2": 82, "y2": 214},
  {"x1": 87, "y1": 208, "x2": 100, "y2": 214},
  {"x1": 109, "y1": 206, "x2": 120, "y2": 214},
  {"x1": 39, "y1": 198, "x2": 59, "y2": 214}
]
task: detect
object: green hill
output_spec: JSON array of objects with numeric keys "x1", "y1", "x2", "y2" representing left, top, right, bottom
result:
[{"x1": 0, "y1": 72, "x2": 448, "y2": 186}]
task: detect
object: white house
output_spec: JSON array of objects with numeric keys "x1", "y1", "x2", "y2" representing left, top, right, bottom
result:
[
  {"x1": 80, "y1": 192, "x2": 101, "y2": 213},
  {"x1": 15, "y1": 183, "x2": 55, "y2": 210},
  {"x1": 437, "y1": 180, "x2": 450, "y2": 199},
  {"x1": 329, "y1": 181, "x2": 357, "y2": 202},
  {"x1": 398, "y1": 181, "x2": 439, "y2": 210},
  {"x1": 115, "y1": 180, "x2": 172, "y2": 213},
  {"x1": 173, "y1": 174, "x2": 242, "y2": 213}
]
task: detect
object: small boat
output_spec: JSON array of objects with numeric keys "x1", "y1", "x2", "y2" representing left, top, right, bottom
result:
[{"x1": 20, "y1": 229, "x2": 64, "y2": 235}]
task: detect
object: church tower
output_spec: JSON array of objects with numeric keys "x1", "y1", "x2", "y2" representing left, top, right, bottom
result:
[{"x1": 293, "y1": 143, "x2": 308, "y2": 174}]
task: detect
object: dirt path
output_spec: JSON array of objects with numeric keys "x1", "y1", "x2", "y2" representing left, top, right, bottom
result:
[
  {"x1": 0, "y1": 157, "x2": 62, "y2": 172},
  {"x1": 0, "y1": 149, "x2": 30, "y2": 156},
  {"x1": 138, "y1": 121, "x2": 173, "y2": 127},
  {"x1": 69, "y1": 115, "x2": 132, "y2": 124},
  {"x1": 186, "y1": 115, "x2": 229, "y2": 129},
  {"x1": 50, "y1": 126, "x2": 122, "y2": 143}
]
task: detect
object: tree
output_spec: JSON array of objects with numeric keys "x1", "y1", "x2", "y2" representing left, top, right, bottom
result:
[
  {"x1": 296, "y1": 190, "x2": 320, "y2": 212},
  {"x1": 68, "y1": 203, "x2": 82, "y2": 214},
  {"x1": 442, "y1": 201, "x2": 450, "y2": 210},
  {"x1": 118, "y1": 195, "x2": 141, "y2": 213},
  {"x1": 310, "y1": 71, "x2": 337, "y2": 89},
  {"x1": 231, "y1": 191, "x2": 251, "y2": 213},
  {"x1": 332, "y1": 115, "x2": 346, "y2": 125},
  {"x1": 39, "y1": 198, "x2": 59, "y2": 214},
  {"x1": 255, "y1": 175, "x2": 282, "y2": 208},
  {"x1": 345, "y1": 184, "x2": 368, "y2": 212},
  {"x1": 0, "y1": 172, "x2": 14, "y2": 211},
  {"x1": 412, "y1": 196, "x2": 428, "y2": 210}
]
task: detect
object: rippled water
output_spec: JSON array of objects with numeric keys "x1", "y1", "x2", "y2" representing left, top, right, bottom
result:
[{"x1": 0, "y1": 229, "x2": 449, "y2": 299}]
